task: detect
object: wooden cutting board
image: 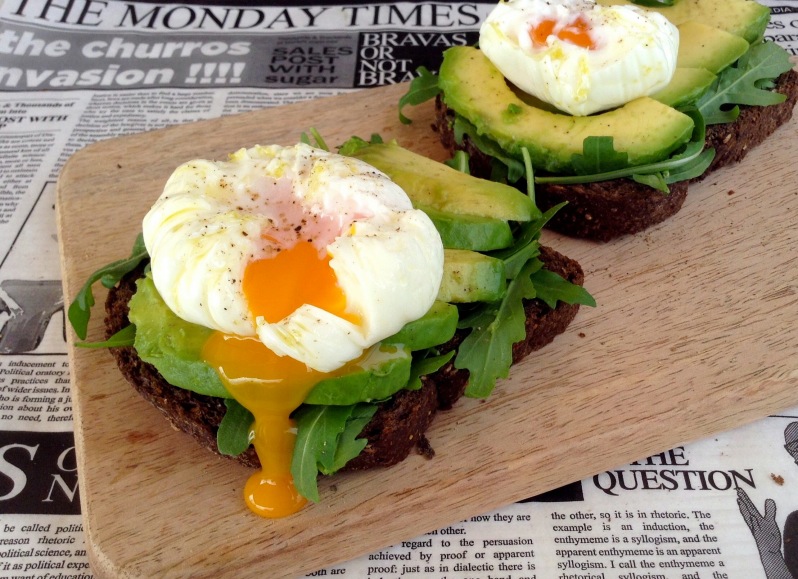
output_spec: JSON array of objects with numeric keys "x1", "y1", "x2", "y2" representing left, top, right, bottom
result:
[{"x1": 56, "y1": 83, "x2": 798, "y2": 578}]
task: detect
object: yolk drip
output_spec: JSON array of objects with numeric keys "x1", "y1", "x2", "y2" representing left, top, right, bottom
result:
[
  {"x1": 203, "y1": 240, "x2": 361, "y2": 518},
  {"x1": 530, "y1": 15, "x2": 595, "y2": 50},
  {"x1": 243, "y1": 240, "x2": 358, "y2": 325},
  {"x1": 203, "y1": 334, "x2": 323, "y2": 517}
]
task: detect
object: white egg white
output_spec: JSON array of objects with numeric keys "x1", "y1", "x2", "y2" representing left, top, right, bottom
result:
[
  {"x1": 479, "y1": 0, "x2": 679, "y2": 116},
  {"x1": 142, "y1": 143, "x2": 444, "y2": 373}
]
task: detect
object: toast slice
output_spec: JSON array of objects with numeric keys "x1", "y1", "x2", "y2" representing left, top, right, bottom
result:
[
  {"x1": 104, "y1": 245, "x2": 584, "y2": 471},
  {"x1": 434, "y1": 69, "x2": 798, "y2": 242}
]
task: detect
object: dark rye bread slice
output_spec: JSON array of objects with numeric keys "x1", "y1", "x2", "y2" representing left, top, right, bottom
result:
[
  {"x1": 104, "y1": 245, "x2": 584, "y2": 472},
  {"x1": 434, "y1": 69, "x2": 798, "y2": 242},
  {"x1": 699, "y1": 69, "x2": 798, "y2": 176}
]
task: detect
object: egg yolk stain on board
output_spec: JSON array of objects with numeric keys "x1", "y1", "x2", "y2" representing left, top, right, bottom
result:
[
  {"x1": 203, "y1": 240, "x2": 359, "y2": 518},
  {"x1": 530, "y1": 15, "x2": 595, "y2": 50}
]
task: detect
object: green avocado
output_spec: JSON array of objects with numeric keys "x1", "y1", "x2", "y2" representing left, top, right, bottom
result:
[
  {"x1": 382, "y1": 300, "x2": 458, "y2": 351},
  {"x1": 421, "y1": 205, "x2": 514, "y2": 251},
  {"x1": 677, "y1": 21, "x2": 749, "y2": 74},
  {"x1": 128, "y1": 273, "x2": 418, "y2": 406},
  {"x1": 348, "y1": 141, "x2": 539, "y2": 250},
  {"x1": 651, "y1": 21, "x2": 750, "y2": 108},
  {"x1": 349, "y1": 142, "x2": 538, "y2": 222},
  {"x1": 438, "y1": 46, "x2": 695, "y2": 174},
  {"x1": 650, "y1": 67, "x2": 716, "y2": 108},
  {"x1": 598, "y1": 0, "x2": 770, "y2": 44},
  {"x1": 128, "y1": 274, "x2": 228, "y2": 398},
  {"x1": 302, "y1": 345, "x2": 412, "y2": 406},
  {"x1": 439, "y1": 248, "x2": 506, "y2": 303}
]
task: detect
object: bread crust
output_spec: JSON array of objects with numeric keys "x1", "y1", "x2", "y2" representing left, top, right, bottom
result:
[
  {"x1": 434, "y1": 69, "x2": 798, "y2": 241},
  {"x1": 104, "y1": 246, "x2": 584, "y2": 471}
]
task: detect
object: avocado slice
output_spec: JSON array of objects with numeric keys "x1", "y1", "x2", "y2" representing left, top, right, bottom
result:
[
  {"x1": 349, "y1": 141, "x2": 538, "y2": 222},
  {"x1": 597, "y1": 0, "x2": 770, "y2": 44},
  {"x1": 129, "y1": 274, "x2": 228, "y2": 398},
  {"x1": 421, "y1": 205, "x2": 515, "y2": 251},
  {"x1": 382, "y1": 300, "x2": 458, "y2": 350},
  {"x1": 677, "y1": 21, "x2": 749, "y2": 74},
  {"x1": 129, "y1": 273, "x2": 414, "y2": 405},
  {"x1": 303, "y1": 345, "x2": 412, "y2": 405},
  {"x1": 348, "y1": 141, "x2": 536, "y2": 250},
  {"x1": 439, "y1": 248, "x2": 506, "y2": 303},
  {"x1": 651, "y1": 67, "x2": 716, "y2": 108},
  {"x1": 631, "y1": 20, "x2": 748, "y2": 110},
  {"x1": 438, "y1": 46, "x2": 695, "y2": 174}
]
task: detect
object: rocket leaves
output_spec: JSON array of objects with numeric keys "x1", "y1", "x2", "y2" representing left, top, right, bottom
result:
[
  {"x1": 697, "y1": 41, "x2": 793, "y2": 125},
  {"x1": 398, "y1": 66, "x2": 441, "y2": 125},
  {"x1": 454, "y1": 253, "x2": 595, "y2": 398},
  {"x1": 68, "y1": 233, "x2": 148, "y2": 340},
  {"x1": 630, "y1": 0, "x2": 675, "y2": 5},
  {"x1": 452, "y1": 182, "x2": 594, "y2": 398},
  {"x1": 454, "y1": 258, "x2": 541, "y2": 398},
  {"x1": 217, "y1": 399, "x2": 254, "y2": 456},
  {"x1": 292, "y1": 403, "x2": 378, "y2": 502},
  {"x1": 570, "y1": 136, "x2": 630, "y2": 175},
  {"x1": 74, "y1": 324, "x2": 136, "y2": 349}
]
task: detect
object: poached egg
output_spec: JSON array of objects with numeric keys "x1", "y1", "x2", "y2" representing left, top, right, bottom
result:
[
  {"x1": 142, "y1": 144, "x2": 444, "y2": 516},
  {"x1": 479, "y1": 0, "x2": 679, "y2": 116}
]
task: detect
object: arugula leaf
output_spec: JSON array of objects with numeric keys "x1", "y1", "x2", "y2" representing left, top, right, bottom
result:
[
  {"x1": 407, "y1": 350, "x2": 455, "y2": 390},
  {"x1": 538, "y1": 118, "x2": 710, "y2": 189},
  {"x1": 337, "y1": 134, "x2": 384, "y2": 156},
  {"x1": 630, "y1": 0, "x2": 674, "y2": 6},
  {"x1": 452, "y1": 115, "x2": 526, "y2": 182},
  {"x1": 491, "y1": 203, "x2": 563, "y2": 279},
  {"x1": 570, "y1": 136, "x2": 630, "y2": 175},
  {"x1": 68, "y1": 233, "x2": 148, "y2": 340},
  {"x1": 444, "y1": 150, "x2": 471, "y2": 174},
  {"x1": 292, "y1": 405, "x2": 349, "y2": 502},
  {"x1": 497, "y1": 239, "x2": 542, "y2": 282},
  {"x1": 453, "y1": 195, "x2": 593, "y2": 397},
  {"x1": 291, "y1": 404, "x2": 377, "y2": 502},
  {"x1": 628, "y1": 107, "x2": 715, "y2": 189},
  {"x1": 217, "y1": 399, "x2": 253, "y2": 456},
  {"x1": 75, "y1": 324, "x2": 136, "y2": 349},
  {"x1": 530, "y1": 268, "x2": 596, "y2": 309},
  {"x1": 399, "y1": 67, "x2": 441, "y2": 125},
  {"x1": 521, "y1": 147, "x2": 536, "y2": 207},
  {"x1": 663, "y1": 149, "x2": 716, "y2": 183},
  {"x1": 697, "y1": 42, "x2": 793, "y2": 125},
  {"x1": 300, "y1": 127, "x2": 330, "y2": 151},
  {"x1": 454, "y1": 259, "x2": 540, "y2": 398},
  {"x1": 631, "y1": 172, "x2": 669, "y2": 193},
  {"x1": 324, "y1": 404, "x2": 378, "y2": 474}
]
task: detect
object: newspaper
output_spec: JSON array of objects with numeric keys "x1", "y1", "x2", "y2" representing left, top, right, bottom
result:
[{"x1": 0, "y1": 0, "x2": 797, "y2": 577}]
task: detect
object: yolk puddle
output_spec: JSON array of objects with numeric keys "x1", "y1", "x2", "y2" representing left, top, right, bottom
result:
[
  {"x1": 203, "y1": 239, "x2": 358, "y2": 518},
  {"x1": 530, "y1": 15, "x2": 595, "y2": 50}
]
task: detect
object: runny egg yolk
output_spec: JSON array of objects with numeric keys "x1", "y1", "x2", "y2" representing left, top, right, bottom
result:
[
  {"x1": 243, "y1": 240, "x2": 359, "y2": 325},
  {"x1": 530, "y1": 15, "x2": 595, "y2": 50},
  {"x1": 203, "y1": 240, "x2": 358, "y2": 518}
]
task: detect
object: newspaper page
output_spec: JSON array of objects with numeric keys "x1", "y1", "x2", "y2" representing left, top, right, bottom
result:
[{"x1": 0, "y1": 0, "x2": 796, "y2": 577}]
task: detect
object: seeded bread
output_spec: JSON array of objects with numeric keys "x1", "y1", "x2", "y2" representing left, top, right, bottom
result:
[
  {"x1": 434, "y1": 69, "x2": 798, "y2": 242},
  {"x1": 104, "y1": 245, "x2": 584, "y2": 471}
]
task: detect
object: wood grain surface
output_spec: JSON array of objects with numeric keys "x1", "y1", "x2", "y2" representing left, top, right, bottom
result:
[{"x1": 56, "y1": 83, "x2": 798, "y2": 578}]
